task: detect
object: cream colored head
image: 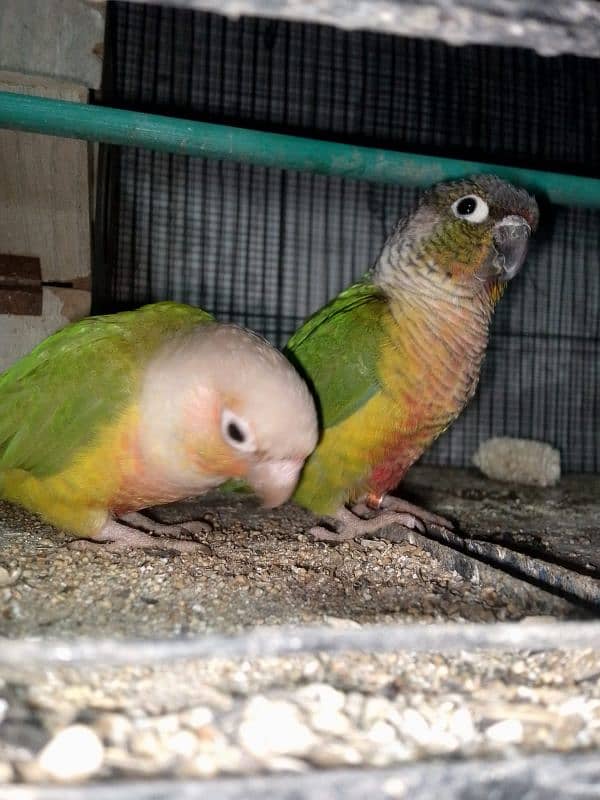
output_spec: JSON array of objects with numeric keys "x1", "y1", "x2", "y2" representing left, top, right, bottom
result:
[{"x1": 139, "y1": 323, "x2": 318, "y2": 507}]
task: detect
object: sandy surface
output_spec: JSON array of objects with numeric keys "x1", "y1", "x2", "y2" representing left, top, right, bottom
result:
[{"x1": 0, "y1": 467, "x2": 588, "y2": 639}]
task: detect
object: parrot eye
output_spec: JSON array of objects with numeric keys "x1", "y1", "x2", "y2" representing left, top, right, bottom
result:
[
  {"x1": 221, "y1": 409, "x2": 256, "y2": 453},
  {"x1": 227, "y1": 421, "x2": 245, "y2": 442},
  {"x1": 452, "y1": 194, "x2": 489, "y2": 223}
]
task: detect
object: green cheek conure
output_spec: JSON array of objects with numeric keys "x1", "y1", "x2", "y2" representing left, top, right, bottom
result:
[
  {"x1": 0, "y1": 302, "x2": 318, "y2": 551},
  {"x1": 285, "y1": 175, "x2": 539, "y2": 541}
]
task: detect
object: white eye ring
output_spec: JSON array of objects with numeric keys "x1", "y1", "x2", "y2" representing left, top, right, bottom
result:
[
  {"x1": 451, "y1": 194, "x2": 489, "y2": 223},
  {"x1": 220, "y1": 409, "x2": 256, "y2": 453}
]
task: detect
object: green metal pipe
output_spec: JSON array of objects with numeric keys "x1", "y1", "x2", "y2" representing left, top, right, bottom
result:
[{"x1": 0, "y1": 91, "x2": 599, "y2": 208}]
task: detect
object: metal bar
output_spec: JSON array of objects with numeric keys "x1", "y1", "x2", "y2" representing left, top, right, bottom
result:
[
  {"x1": 0, "y1": 91, "x2": 599, "y2": 208},
  {"x1": 1, "y1": 619, "x2": 600, "y2": 667},
  {"x1": 2, "y1": 753, "x2": 600, "y2": 799}
]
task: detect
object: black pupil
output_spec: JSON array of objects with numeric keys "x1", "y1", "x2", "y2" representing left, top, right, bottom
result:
[
  {"x1": 227, "y1": 421, "x2": 245, "y2": 443},
  {"x1": 457, "y1": 196, "x2": 477, "y2": 216}
]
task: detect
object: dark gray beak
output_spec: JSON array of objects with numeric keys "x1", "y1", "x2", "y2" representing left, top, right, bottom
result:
[{"x1": 492, "y1": 215, "x2": 532, "y2": 281}]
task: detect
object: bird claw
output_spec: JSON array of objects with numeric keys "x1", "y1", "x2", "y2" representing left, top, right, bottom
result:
[
  {"x1": 373, "y1": 495, "x2": 454, "y2": 531},
  {"x1": 310, "y1": 507, "x2": 421, "y2": 543},
  {"x1": 178, "y1": 519, "x2": 213, "y2": 537},
  {"x1": 310, "y1": 496, "x2": 453, "y2": 544},
  {"x1": 118, "y1": 511, "x2": 212, "y2": 538},
  {"x1": 309, "y1": 524, "x2": 354, "y2": 542},
  {"x1": 70, "y1": 516, "x2": 212, "y2": 554}
]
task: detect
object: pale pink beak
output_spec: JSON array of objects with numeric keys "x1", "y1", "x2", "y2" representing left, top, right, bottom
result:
[{"x1": 248, "y1": 458, "x2": 305, "y2": 508}]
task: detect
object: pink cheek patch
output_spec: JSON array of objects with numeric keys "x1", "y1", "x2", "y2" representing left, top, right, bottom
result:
[{"x1": 181, "y1": 387, "x2": 218, "y2": 430}]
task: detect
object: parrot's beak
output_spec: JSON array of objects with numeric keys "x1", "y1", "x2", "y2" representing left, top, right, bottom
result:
[
  {"x1": 248, "y1": 458, "x2": 305, "y2": 508},
  {"x1": 492, "y1": 214, "x2": 532, "y2": 281}
]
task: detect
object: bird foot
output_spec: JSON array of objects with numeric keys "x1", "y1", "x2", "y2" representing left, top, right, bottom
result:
[
  {"x1": 69, "y1": 514, "x2": 212, "y2": 554},
  {"x1": 309, "y1": 506, "x2": 421, "y2": 543},
  {"x1": 119, "y1": 511, "x2": 212, "y2": 538},
  {"x1": 369, "y1": 494, "x2": 454, "y2": 531},
  {"x1": 309, "y1": 495, "x2": 453, "y2": 544}
]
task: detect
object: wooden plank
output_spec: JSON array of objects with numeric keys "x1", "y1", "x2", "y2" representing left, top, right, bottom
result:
[
  {"x1": 0, "y1": 287, "x2": 90, "y2": 372},
  {"x1": 0, "y1": 73, "x2": 92, "y2": 369},
  {"x1": 0, "y1": 253, "x2": 42, "y2": 285},
  {"x1": 0, "y1": 0, "x2": 105, "y2": 90},
  {"x1": 0, "y1": 73, "x2": 92, "y2": 284}
]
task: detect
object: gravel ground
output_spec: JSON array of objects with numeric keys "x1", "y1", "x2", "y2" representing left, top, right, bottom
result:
[
  {"x1": 0, "y1": 466, "x2": 598, "y2": 785},
  {"x1": 0, "y1": 467, "x2": 588, "y2": 639},
  {"x1": 1, "y1": 648, "x2": 600, "y2": 783}
]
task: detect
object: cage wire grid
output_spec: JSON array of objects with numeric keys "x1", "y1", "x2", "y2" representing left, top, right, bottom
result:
[{"x1": 99, "y1": 1, "x2": 600, "y2": 472}]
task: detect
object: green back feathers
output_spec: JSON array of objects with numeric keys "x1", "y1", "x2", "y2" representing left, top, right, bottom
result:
[
  {"x1": 0, "y1": 302, "x2": 214, "y2": 477},
  {"x1": 284, "y1": 281, "x2": 387, "y2": 429}
]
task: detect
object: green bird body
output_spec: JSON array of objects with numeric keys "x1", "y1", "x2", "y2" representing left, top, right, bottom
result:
[
  {"x1": 0, "y1": 302, "x2": 318, "y2": 549},
  {"x1": 286, "y1": 176, "x2": 539, "y2": 531},
  {"x1": 0, "y1": 301, "x2": 211, "y2": 483}
]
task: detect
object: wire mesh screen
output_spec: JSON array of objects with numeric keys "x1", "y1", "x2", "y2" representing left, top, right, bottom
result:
[{"x1": 99, "y1": 1, "x2": 600, "y2": 472}]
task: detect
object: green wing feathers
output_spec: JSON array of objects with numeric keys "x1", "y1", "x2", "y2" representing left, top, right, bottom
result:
[
  {"x1": 284, "y1": 281, "x2": 386, "y2": 429},
  {"x1": 0, "y1": 302, "x2": 213, "y2": 477}
]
